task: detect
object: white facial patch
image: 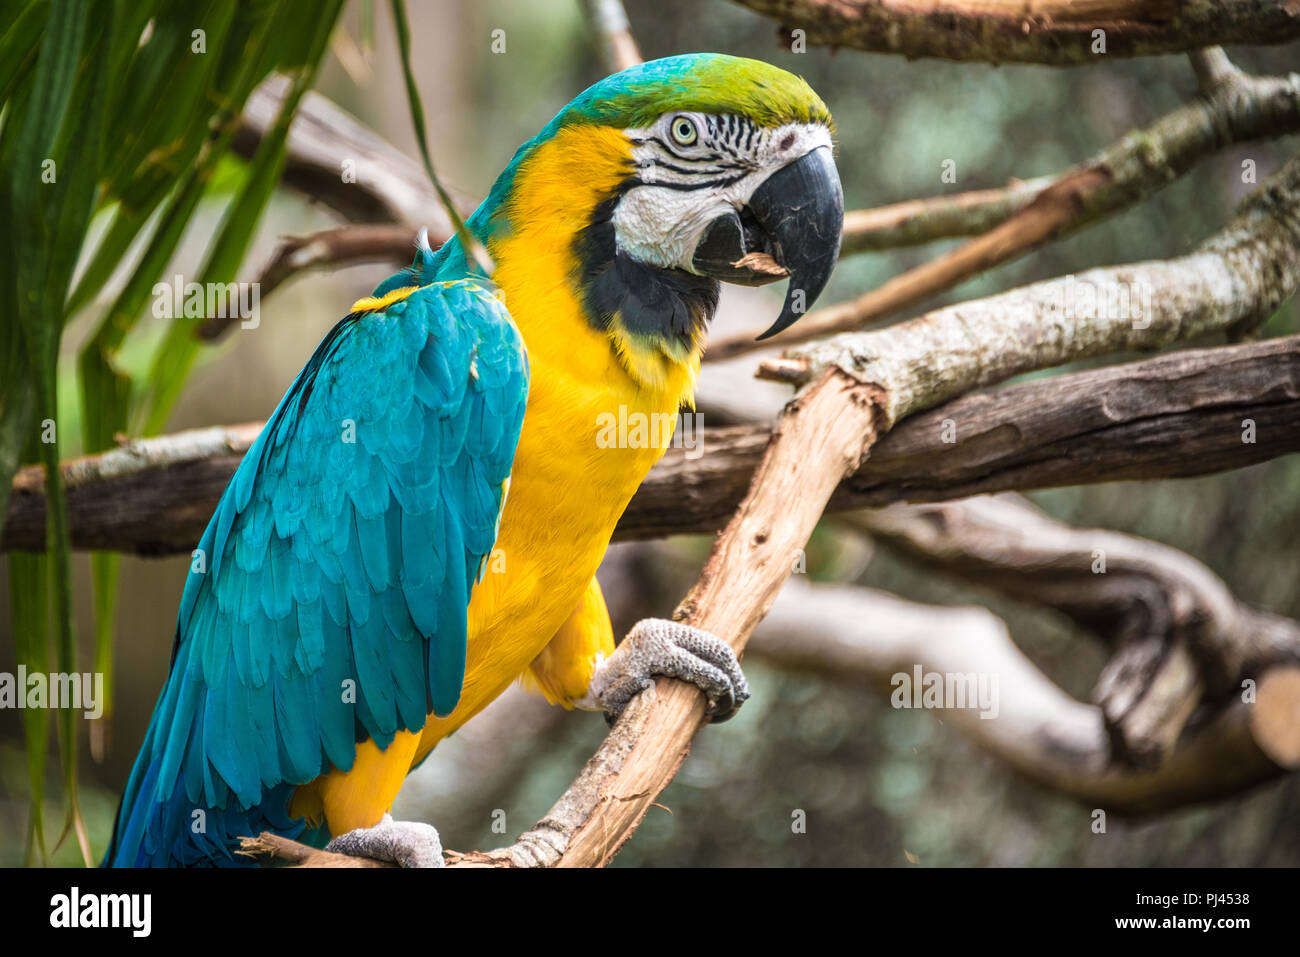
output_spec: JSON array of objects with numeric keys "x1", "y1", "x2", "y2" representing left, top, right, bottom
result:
[{"x1": 612, "y1": 115, "x2": 833, "y2": 272}]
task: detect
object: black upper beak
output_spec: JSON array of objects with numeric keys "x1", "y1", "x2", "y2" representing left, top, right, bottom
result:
[{"x1": 690, "y1": 145, "x2": 843, "y2": 340}]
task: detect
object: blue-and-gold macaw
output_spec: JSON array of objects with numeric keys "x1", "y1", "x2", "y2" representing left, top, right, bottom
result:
[{"x1": 105, "y1": 53, "x2": 842, "y2": 867}]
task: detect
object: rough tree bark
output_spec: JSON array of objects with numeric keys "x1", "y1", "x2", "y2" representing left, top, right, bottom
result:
[
  {"x1": 728, "y1": 0, "x2": 1300, "y2": 65},
  {"x1": 7, "y1": 332, "x2": 1297, "y2": 555}
]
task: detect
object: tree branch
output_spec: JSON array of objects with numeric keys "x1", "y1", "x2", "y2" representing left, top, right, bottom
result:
[
  {"x1": 839, "y1": 176, "x2": 1055, "y2": 254},
  {"x1": 1187, "y1": 45, "x2": 1240, "y2": 93},
  {"x1": 233, "y1": 74, "x2": 470, "y2": 229},
  {"x1": 729, "y1": 0, "x2": 1300, "y2": 66},
  {"x1": 5, "y1": 334, "x2": 1298, "y2": 554},
  {"x1": 197, "y1": 224, "x2": 437, "y2": 340},
  {"x1": 582, "y1": 0, "x2": 643, "y2": 72},
  {"x1": 749, "y1": 580, "x2": 1300, "y2": 815},
  {"x1": 707, "y1": 66, "x2": 1300, "y2": 361},
  {"x1": 847, "y1": 494, "x2": 1300, "y2": 766},
  {"x1": 761, "y1": 149, "x2": 1300, "y2": 424},
  {"x1": 452, "y1": 370, "x2": 882, "y2": 866}
]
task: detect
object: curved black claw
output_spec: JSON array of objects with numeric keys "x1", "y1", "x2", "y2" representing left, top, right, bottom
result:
[{"x1": 593, "y1": 618, "x2": 750, "y2": 724}]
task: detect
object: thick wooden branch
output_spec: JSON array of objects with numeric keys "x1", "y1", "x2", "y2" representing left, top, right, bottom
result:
[
  {"x1": 729, "y1": 0, "x2": 1300, "y2": 65},
  {"x1": 453, "y1": 370, "x2": 881, "y2": 867},
  {"x1": 749, "y1": 580, "x2": 1300, "y2": 815},
  {"x1": 823, "y1": 333, "x2": 1300, "y2": 509},
  {"x1": 708, "y1": 65, "x2": 1300, "y2": 361},
  {"x1": 5, "y1": 335, "x2": 1298, "y2": 554},
  {"x1": 848, "y1": 494, "x2": 1300, "y2": 766}
]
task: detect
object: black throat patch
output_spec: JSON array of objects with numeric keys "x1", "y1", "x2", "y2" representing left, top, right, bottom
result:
[{"x1": 575, "y1": 194, "x2": 719, "y2": 355}]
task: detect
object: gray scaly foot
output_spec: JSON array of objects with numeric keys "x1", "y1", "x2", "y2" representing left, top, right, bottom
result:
[
  {"x1": 324, "y1": 813, "x2": 445, "y2": 868},
  {"x1": 593, "y1": 618, "x2": 750, "y2": 724}
]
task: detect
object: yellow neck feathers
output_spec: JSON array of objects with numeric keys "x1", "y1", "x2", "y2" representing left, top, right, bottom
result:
[{"x1": 488, "y1": 124, "x2": 701, "y2": 410}]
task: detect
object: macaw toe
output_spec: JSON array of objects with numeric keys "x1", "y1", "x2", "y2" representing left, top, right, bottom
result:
[
  {"x1": 593, "y1": 618, "x2": 750, "y2": 724},
  {"x1": 324, "y1": 813, "x2": 445, "y2": 868}
]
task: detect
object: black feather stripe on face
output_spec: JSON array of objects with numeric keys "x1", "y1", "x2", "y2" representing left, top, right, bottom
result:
[{"x1": 574, "y1": 193, "x2": 718, "y2": 354}]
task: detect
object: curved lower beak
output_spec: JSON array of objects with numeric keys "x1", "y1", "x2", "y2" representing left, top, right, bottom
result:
[{"x1": 690, "y1": 145, "x2": 843, "y2": 341}]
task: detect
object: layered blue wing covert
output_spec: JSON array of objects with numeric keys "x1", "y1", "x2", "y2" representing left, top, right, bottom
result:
[{"x1": 104, "y1": 279, "x2": 528, "y2": 866}]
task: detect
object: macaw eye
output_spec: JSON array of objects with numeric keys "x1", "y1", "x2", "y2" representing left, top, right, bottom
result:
[{"x1": 669, "y1": 115, "x2": 698, "y2": 147}]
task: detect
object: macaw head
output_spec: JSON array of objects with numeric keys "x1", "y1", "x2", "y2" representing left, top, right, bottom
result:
[{"x1": 425, "y1": 54, "x2": 842, "y2": 394}]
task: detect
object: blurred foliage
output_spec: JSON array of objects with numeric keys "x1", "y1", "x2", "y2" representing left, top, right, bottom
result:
[
  {"x1": 1, "y1": 0, "x2": 1297, "y2": 867},
  {"x1": 0, "y1": 0, "x2": 345, "y2": 864}
]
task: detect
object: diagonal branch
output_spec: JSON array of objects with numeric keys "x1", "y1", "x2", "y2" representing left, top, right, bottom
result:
[
  {"x1": 839, "y1": 176, "x2": 1055, "y2": 254},
  {"x1": 457, "y1": 369, "x2": 882, "y2": 866}
]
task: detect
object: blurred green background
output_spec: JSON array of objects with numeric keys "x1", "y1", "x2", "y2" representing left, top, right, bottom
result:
[{"x1": 1, "y1": 0, "x2": 1297, "y2": 866}]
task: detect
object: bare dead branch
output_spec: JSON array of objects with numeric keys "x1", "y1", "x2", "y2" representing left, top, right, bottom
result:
[
  {"x1": 456, "y1": 370, "x2": 883, "y2": 867},
  {"x1": 847, "y1": 494, "x2": 1300, "y2": 766},
  {"x1": 1187, "y1": 45, "x2": 1240, "y2": 93},
  {"x1": 749, "y1": 580, "x2": 1300, "y2": 816},
  {"x1": 234, "y1": 75, "x2": 472, "y2": 229},
  {"x1": 198, "y1": 224, "x2": 438, "y2": 340},
  {"x1": 708, "y1": 68, "x2": 1300, "y2": 360},
  {"x1": 729, "y1": 0, "x2": 1300, "y2": 66},
  {"x1": 582, "y1": 0, "x2": 643, "y2": 72},
  {"x1": 840, "y1": 176, "x2": 1054, "y2": 254}
]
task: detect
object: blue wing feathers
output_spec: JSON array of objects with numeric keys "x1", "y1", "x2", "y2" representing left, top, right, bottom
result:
[{"x1": 104, "y1": 280, "x2": 528, "y2": 866}]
